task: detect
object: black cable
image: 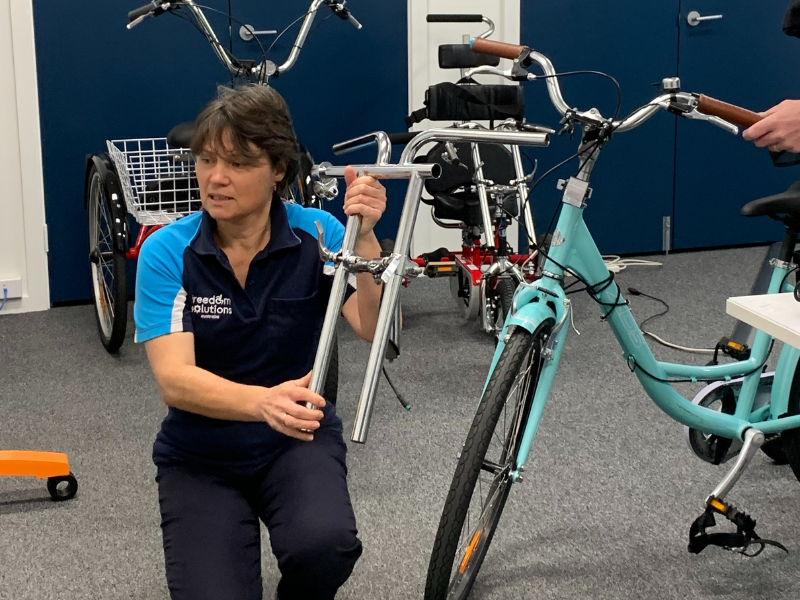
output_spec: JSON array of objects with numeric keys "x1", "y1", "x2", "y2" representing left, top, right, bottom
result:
[
  {"x1": 307, "y1": 11, "x2": 336, "y2": 37},
  {"x1": 266, "y1": 11, "x2": 316, "y2": 59},
  {"x1": 382, "y1": 366, "x2": 411, "y2": 411},
  {"x1": 513, "y1": 142, "x2": 597, "y2": 250},
  {"x1": 171, "y1": 2, "x2": 269, "y2": 80},
  {"x1": 520, "y1": 148, "x2": 537, "y2": 174},
  {"x1": 627, "y1": 287, "x2": 670, "y2": 331},
  {"x1": 532, "y1": 70, "x2": 623, "y2": 121},
  {"x1": 166, "y1": 6, "x2": 236, "y2": 69},
  {"x1": 628, "y1": 340, "x2": 774, "y2": 385},
  {"x1": 780, "y1": 264, "x2": 799, "y2": 292}
]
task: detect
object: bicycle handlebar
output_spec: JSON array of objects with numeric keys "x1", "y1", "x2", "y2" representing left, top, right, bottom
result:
[
  {"x1": 427, "y1": 14, "x2": 483, "y2": 23},
  {"x1": 128, "y1": 1, "x2": 162, "y2": 22},
  {"x1": 332, "y1": 132, "x2": 420, "y2": 156},
  {"x1": 696, "y1": 94, "x2": 762, "y2": 129},
  {"x1": 128, "y1": 0, "x2": 361, "y2": 79},
  {"x1": 470, "y1": 37, "x2": 745, "y2": 136}
]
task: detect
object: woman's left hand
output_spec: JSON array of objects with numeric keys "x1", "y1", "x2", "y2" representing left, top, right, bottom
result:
[{"x1": 343, "y1": 165, "x2": 387, "y2": 239}]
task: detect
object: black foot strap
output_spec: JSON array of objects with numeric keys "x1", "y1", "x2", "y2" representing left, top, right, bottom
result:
[{"x1": 688, "y1": 499, "x2": 789, "y2": 557}]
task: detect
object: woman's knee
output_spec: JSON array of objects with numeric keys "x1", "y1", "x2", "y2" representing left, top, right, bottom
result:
[{"x1": 276, "y1": 520, "x2": 362, "y2": 580}]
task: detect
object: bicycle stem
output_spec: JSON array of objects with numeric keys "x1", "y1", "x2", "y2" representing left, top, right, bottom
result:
[
  {"x1": 175, "y1": 0, "x2": 355, "y2": 80},
  {"x1": 308, "y1": 133, "x2": 395, "y2": 400}
]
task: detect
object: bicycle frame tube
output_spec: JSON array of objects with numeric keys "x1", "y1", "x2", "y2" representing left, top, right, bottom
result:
[
  {"x1": 349, "y1": 127, "x2": 549, "y2": 443},
  {"x1": 505, "y1": 198, "x2": 800, "y2": 470}
]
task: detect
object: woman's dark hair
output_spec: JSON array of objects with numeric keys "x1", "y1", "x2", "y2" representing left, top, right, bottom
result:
[{"x1": 191, "y1": 85, "x2": 299, "y2": 195}]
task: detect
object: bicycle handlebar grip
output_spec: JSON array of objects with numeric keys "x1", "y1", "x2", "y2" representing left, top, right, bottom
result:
[
  {"x1": 427, "y1": 14, "x2": 484, "y2": 23},
  {"x1": 696, "y1": 94, "x2": 762, "y2": 129},
  {"x1": 471, "y1": 37, "x2": 526, "y2": 60},
  {"x1": 388, "y1": 132, "x2": 419, "y2": 145},
  {"x1": 128, "y1": 1, "x2": 159, "y2": 22},
  {"x1": 332, "y1": 134, "x2": 385, "y2": 156}
]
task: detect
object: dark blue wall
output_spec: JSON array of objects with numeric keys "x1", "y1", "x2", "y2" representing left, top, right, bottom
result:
[
  {"x1": 33, "y1": 1, "x2": 408, "y2": 303},
  {"x1": 521, "y1": 0, "x2": 681, "y2": 255}
]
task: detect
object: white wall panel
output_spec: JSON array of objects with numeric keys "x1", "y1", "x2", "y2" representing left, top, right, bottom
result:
[
  {"x1": 0, "y1": 0, "x2": 49, "y2": 314},
  {"x1": 407, "y1": 0, "x2": 520, "y2": 256}
]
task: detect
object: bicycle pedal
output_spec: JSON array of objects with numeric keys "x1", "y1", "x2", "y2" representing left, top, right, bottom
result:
[
  {"x1": 425, "y1": 261, "x2": 457, "y2": 277},
  {"x1": 688, "y1": 498, "x2": 789, "y2": 557},
  {"x1": 709, "y1": 337, "x2": 751, "y2": 365}
]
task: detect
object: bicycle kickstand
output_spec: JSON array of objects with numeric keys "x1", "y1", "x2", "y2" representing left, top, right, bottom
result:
[{"x1": 688, "y1": 428, "x2": 789, "y2": 557}]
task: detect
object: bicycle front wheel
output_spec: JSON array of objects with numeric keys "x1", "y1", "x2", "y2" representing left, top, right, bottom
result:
[
  {"x1": 87, "y1": 162, "x2": 128, "y2": 353},
  {"x1": 425, "y1": 323, "x2": 552, "y2": 600}
]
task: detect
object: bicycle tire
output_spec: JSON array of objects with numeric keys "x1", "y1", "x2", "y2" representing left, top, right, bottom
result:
[
  {"x1": 496, "y1": 276, "x2": 516, "y2": 325},
  {"x1": 87, "y1": 162, "x2": 128, "y2": 353},
  {"x1": 778, "y1": 361, "x2": 800, "y2": 481},
  {"x1": 760, "y1": 437, "x2": 789, "y2": 464},
  {"x1": 425, "y1": 323, "x2": 552, "y2": 600},
  {"x1": 485, "y1": 275, "x2": 517, "y2": 340}
]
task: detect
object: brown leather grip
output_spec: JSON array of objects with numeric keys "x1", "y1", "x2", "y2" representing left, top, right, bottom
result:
[
  {"x1": 696, "y1": 94, "x2": 762, "y2": 128},
  {"x1": 471, "y1": 37, "x2": 526, "y2": 60}
]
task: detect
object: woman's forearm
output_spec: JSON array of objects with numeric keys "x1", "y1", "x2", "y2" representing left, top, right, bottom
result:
[
  {"x1": 353, "y1": 233, "x2": 383, "y2": 341},
  {"x1": 153, "y1": 363, "x2": 263, "y2": 421}
]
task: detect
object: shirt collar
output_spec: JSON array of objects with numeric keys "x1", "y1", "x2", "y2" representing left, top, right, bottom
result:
[{"x1": 189, "y1": 196, "x2": 302, "y2": 258}]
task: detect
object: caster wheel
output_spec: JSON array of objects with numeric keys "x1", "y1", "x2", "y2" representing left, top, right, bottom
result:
[
  {"x1": 450, "y1": 266, "x2": 480, "y2": 321},
  {"x1": 47, "y1": 472, "x2": 78, "y2": 501}
]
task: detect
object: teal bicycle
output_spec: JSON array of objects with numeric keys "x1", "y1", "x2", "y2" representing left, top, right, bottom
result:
[{"x1": 424, "y1": 37, "x2": 800, "y2": 599}]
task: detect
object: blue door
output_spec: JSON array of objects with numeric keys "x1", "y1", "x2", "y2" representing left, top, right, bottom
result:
[
  {"x1": 522, "y1": 1, "x2": 681, "y2": 254},
  {"x1": 227, "y1": 0, "x2": 409, "y2": 243},
  {"x1": 34, "y1": 1, "x2": 231, "y2": 303},
  {"x1": 674, "y1": 0, "x2": 800, "y2": 249}
]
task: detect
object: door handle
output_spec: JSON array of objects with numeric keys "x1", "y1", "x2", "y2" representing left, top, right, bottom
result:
[
  {"x1": 687, "y1": 11, "x2": 723, "y2": 27},
  {"x1": 239, "y1": 24, "x2": 277, "y2": 42}
]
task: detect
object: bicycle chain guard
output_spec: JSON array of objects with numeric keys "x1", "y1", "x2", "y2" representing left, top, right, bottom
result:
[{"x1": 685, "y1": 372, "x2": 775, "y2": 464}]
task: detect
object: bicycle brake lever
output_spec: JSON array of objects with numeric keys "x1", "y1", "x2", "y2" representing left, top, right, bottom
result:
[
  {"x1": 126, "y1": 1, "x2": 172, "y2": 30},
  {"x1": 684, "y1": 110, "x2": 739, "y2": 135},
  {"x1": 327, "y1": 1, "x2": 362, "y2": 29},
  {"x1": 314, "y1": 221, "x2": 339, "y2": 263}
]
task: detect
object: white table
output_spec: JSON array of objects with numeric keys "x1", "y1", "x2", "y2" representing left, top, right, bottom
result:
[{"x1": 726, "y1": 292, "x2": 800, "y2": 349}]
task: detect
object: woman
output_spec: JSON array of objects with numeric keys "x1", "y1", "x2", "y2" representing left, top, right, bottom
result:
[{"x1": 134, "y1": 84, "x2": 387, "y2": 600}]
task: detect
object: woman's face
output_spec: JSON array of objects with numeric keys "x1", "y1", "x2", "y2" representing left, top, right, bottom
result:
[{"x1": 195, "y1": 130, "x2": 285, "y2": 223}]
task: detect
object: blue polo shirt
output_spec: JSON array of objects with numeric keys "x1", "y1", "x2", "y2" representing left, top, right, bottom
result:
[{"x1": 134, "y1": 199, "x2": 355, "y2": 467}]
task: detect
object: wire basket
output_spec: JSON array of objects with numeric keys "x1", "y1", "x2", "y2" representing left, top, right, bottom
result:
[{"x1": 107, "y1": 138, "x2": 201, "y2": 226}]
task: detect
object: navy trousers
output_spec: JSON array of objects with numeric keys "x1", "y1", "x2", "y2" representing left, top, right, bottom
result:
[{"x1": 154, "y1": 428, "x2": 362, "y2": 600}]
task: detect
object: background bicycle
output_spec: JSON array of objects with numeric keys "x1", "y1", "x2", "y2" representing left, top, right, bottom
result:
[{"x1": 85, "y1": 0, "x2": 361, "y2": 353}]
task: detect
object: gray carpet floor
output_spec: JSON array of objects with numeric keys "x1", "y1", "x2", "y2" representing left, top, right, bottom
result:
[{"x1": 1, "y1": 246, "x2": 799, "y2": 599}]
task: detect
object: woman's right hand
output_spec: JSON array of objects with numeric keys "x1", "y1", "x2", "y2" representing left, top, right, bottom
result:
[{"x1": 252, "y1": 372, "x2": 326, "y2": 441}]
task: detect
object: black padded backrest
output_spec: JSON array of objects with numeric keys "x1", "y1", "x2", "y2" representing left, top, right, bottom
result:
[
  {"x1": 425, "y1": 83, "x2": 525, "y2": 122},
  {"x1": 167, "y1": 121, "x2": 196, "y2": 149},
  {"x1": 423, "y1": 141, "x2": 516, "y2": 196},
  {"x1": 438, "y1": 44, "x2": 500, "y2": 69}
]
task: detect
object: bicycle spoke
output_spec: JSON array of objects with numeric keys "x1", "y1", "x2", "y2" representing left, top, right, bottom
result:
[{"x1": 447, "y1": 337, "x2": 542, "y2": 593}]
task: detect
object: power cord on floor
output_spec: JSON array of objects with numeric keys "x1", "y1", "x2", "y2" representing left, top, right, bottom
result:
[
  {"x1": 627, "y1": 287, "x2": 715, "y2": 354},
  {"x1": 603, "y1": 256, "x2": 662, "y2": 273},
  {"x1": 383, "y1": 366, "x2": 411, "y2": 411}
]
